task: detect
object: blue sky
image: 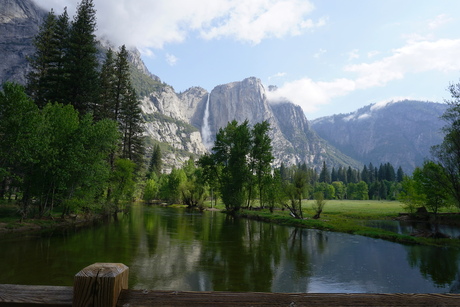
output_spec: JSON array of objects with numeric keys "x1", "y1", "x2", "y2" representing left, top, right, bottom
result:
[{"x1": 37, "y1": 0, "x2": 460, "y2": 119}]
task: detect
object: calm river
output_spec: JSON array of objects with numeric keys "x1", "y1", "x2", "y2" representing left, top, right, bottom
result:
[{"x1": 0, "y1": 204, "x2": 459, "y2": 293}]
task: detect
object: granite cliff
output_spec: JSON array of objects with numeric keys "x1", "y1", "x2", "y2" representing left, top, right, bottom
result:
[{"x1": 311, "y1": 100, "x2": 447, "y2": 173}]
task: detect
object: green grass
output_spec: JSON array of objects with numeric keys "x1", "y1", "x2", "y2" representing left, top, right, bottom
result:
[{"x1": 202, "y1": 199, "x2": 460, "y2": 248}]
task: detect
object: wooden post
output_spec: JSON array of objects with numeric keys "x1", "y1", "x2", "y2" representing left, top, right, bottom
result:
[{"x1": 73, "y1": 263, "x2": 129, "y2": 307}]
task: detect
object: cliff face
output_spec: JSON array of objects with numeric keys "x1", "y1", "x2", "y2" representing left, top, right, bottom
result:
[
  {"x1": 0, "y1": 0, "x2": 45, "y2": 84},
  {"x1": 311, "y1": 100, "x2": 448, "y2": 172}
]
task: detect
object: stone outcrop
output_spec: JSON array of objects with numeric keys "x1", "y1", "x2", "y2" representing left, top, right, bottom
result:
[{"x1": 0, "y1": 0, "x2": 45, "y2": 84}]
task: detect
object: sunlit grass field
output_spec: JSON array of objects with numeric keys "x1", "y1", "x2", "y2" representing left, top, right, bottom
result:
[{"x1": 303, "y1": 199, "x2": 402, "y2": 219}]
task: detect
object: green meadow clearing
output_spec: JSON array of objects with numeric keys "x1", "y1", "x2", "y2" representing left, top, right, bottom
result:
[{"x1": 231, "y1": 200, "x2": 460, "y2": 247}]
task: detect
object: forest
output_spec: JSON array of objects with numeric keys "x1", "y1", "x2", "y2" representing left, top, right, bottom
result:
[{"x1": 0, "y1": 0, "x2": 144, "y2": 219}]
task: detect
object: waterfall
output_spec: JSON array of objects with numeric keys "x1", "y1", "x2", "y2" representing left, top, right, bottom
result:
[{"x1": 201, "y1": 93, "x2": 213, "y2": 149}]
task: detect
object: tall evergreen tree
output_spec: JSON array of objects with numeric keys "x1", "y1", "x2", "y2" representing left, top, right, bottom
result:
[
  {"x1": 64, "y1": 0, "x2": 99, "y2": 115},
  {"x1": 368, "y1": 163, "x2": 375, "y2": 182},
  {"x1": 338, "y1": 166, "x2": 347, "y2": 183},
  {"x1": 47, "y1": 8, "x2": 70, "y2": 105},
  {"x1": 361, "y1": 165, "x2": 370, "y2": 184},
  {"x1": 97, "y1": 48, "x2": 117, "y2": 120},
  {"x1": 113, "y1": 45, "x2": 131, "y2": 121},
  {"x1": 250, "y1": 121, "x2": 274, "y2": 208},
  {"x1": 396, "y1": 166, "x2": 404, "y2": 182},
  {"x1": 331, "y1": 167, "x2": 338, "y2": 182},
  {"x1": 120, "y1": 86, "x2": 144, "y2": 165},
  {"x1": 319, "y1": 161, "x2": 331, "y2": 183},
  {"x1": 148, "y1": 144, "x2": 162, "y2": 178},
  {"x1": 26, "y1": 10, "x2": 58, "y2": 107}
]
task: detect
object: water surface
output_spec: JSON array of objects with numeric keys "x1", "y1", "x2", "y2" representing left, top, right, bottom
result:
[{"x1": 0, "y1": 205, "x2": 458, "y2": 293}]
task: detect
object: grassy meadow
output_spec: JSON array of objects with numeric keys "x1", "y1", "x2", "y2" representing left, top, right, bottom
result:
[{"x1": 229, "y1": 200, "x2": 460, "y2": 247}]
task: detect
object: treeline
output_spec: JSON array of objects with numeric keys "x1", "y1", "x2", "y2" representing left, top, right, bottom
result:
[
  {"x1": 142, "y1": 120, "x2": 405, "y2": 220},
  {"x1": 144, "y1": 77, "x2": 460, "y2": 218},
  {"x1": 0, "y1": 0, "x2": 144, "y2": 219}
]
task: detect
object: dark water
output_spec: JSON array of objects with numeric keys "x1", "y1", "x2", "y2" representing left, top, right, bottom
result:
[{"x1": 0, "y1": 205, "x2": 459, "y2": 293}]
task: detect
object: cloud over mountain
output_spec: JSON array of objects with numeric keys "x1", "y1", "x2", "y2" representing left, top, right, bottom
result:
[{"x1": 36, "y1": 0, "x2": 323, "y2": 48}]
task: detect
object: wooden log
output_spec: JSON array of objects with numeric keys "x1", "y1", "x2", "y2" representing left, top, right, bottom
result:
[
  {"x1": 117, "y1": 290, "x2": 460, "y2": 307},
  {"x1": 0, "y1": 284, "x2": 72, "y2": 306},
  {"x1": 73, "y1": 263, "x2": 129, "y2": 307}
]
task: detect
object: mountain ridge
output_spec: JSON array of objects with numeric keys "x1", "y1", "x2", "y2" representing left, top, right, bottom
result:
[
  {"x1": 0, "y1": 0, "x2": 446, "y2": 173},
  {"x1": 311, "y1": 100, "x2": 447, "y2": 172}
]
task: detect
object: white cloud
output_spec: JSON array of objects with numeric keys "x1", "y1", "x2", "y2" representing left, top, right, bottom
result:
[
  {"x1": 268, "y1": 38, "x2": 460, "y2": 115},
  {"x1": 428, "y1": 14, "x2": 453, "y2": 30},
  {"x1": 345, "y1": 38, "x2": 460, "y2": 89},
  {"x1": 35, "y1": 0, "x2": 322, "y2": 49},
  {"x1": 266, "y1": 78, "x2": 356, "y2": 112},
  {"x1": 199, "y1": 1, "x2": 324, "y2": 44},
  {"x1": 268, "y1": 72, "x2": 287, "y2": 81},
  {"x1": 314, "y1": 48, "x2": 327, "y2": 58},
  {"x1": 347, "y1": 49, "x2": 360, "y2": 61},
  {"x1": 166, "y1": 53, "x2": 178, "y2": 66},
  {"x1": 367, "y1": 51, "x2": 380, "y2": 58}
]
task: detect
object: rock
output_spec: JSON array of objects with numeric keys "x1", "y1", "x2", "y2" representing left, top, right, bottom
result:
[{"x1": 311, "y1": 100, "x2": 447, "y2": 173}]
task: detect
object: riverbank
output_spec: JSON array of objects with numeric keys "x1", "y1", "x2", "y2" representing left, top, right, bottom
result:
[
  {"x1": 0, "y1": 202, "x2": 115, "y2": 236},
  {"x1": 234, "y1": 200, "x2": 460, "y2": 248}
]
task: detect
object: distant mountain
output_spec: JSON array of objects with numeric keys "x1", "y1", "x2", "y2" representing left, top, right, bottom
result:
[
  {"x1": 311, "y1": 100, "x2": 447, "y2": 173},
  {"x1": 142, "y1": 77, "x2": 362, "y2": 170}
]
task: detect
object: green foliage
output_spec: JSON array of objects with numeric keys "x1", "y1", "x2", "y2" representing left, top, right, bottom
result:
[
  {"x1": 312, "y1": 191, "x2": 326, "y2": 219},
  {"x1": 179, "y1": 162, "x2": 208, "y2": 210},
  {"x1": 431, "y1": 79, "x2": 460, "y2": 208},
  {"x1": 398, "y1": 175, "x2": 427, "y2": 213},
  {"x1": 147, "y1": 144, "x2": 162, "y2": 178},
  {"x1": 108, "y1": 158, "x2": 137, "y2": 211},
  {"x1": 264, "y1": 169, "x2": 286, "y2": 213},
  {"x1": 284, "y1": 169, "x2": 308, "y2": 219},
  {"x1": 143, "y1": 178, "x2": 159, "y2": 203},
  {"x1": 314, "y1": 182, "x2": 335, "y2": 199},
  {"x1": 159, "y1": 168, "x2": 187, "y2": 204},
  {"x1": 413, "y1": 161, "x2": 451, "y2": 214},
  {"x1": 0, "y1": 83, "x2": 120, "y2": 217},
  {"x1": 210, "y1": 120, "x2": 252, "y2": 212},
  {"x1": 332, "y1": 181, "x2": 346, "y2": 200},
  {"x1": 347, "y1": 181, "x2": 369, "y2": 200},
  {"x1": 22, "y1": 2, "x2": 146, "y2": 218},
  {"x1": 65, "y1": 0, "x2": 99, "y2": 115}
]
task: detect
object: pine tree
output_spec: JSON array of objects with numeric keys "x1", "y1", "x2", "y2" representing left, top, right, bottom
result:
[
  {"x1": 120, "y1": 86, "x2": 144, "y2": 165},
  {"x1": 319, "y1": 161, "x2": 331, "y2": 183},
  {"x1": 148, "y1": 144, "x2": 162, "y2": 178},
  {"x1": 64, "y1": 0, "x2": 99, "y2": 115},
  {"x1": 331, "y1": 167, "x2": 338, "y2": 182},
  {"x1": 26, "y1": 10, "x2": 58, "y2": 107},
  {"x1": 113, "y1": 45, "x2": 131, "y2": 121},
  {"x1": 361, "y1": 165, "x2": 370, "y2": 184},
  {"x1": 98, "y1": 48, "x2": 117, "y2": 120},
  {"x1": 396, "y1": 166, "x2": 404, "y2": 182},
  {"x1": 250, "y1": 121, "x2": 274, "y2": 208},
  {"x1": 47, "y1": 8, "x2": 70, "y2": 105},
  {"x1": 115, "y1": 46, "x2": 145, "y2": 166}
]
